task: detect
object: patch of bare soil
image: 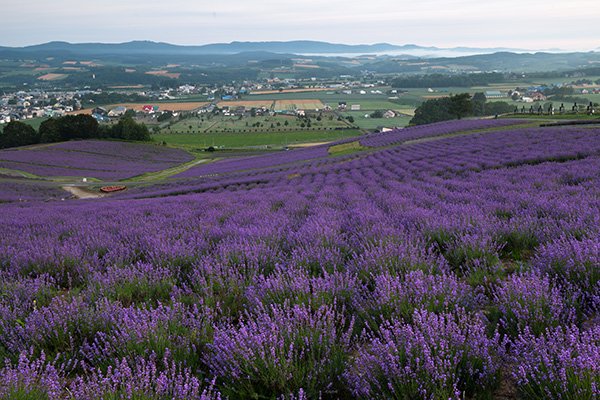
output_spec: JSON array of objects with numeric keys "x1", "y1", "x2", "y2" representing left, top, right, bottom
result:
[{"x1": 62, "y1": 186, "x2": 106, "y2": 199}]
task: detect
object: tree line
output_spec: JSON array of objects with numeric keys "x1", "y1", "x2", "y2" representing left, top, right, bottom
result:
[
  {"x1": 0, "y1": 115, "x2": 150, "y2": 149},
  {"x1": 410, "y1": 93, "x2": 514, "y2": 125}
]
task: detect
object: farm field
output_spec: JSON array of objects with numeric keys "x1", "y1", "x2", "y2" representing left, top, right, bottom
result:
[
  {"x1": 149, "y1": 90, "x2": 420, "y2": 139},
  {"x1": 250, "y1": 87, "x2": 333, "y2": 94},
  {"x1": 145, "y1": 70, "x2": 181, "y2": 79},
  {"x1": 0, "y1": 117, "x2": 47, "y2": 133},
  {"x1": 217, "y1": 98, "x2": 384, "y2": 112},
  {"x1": 342, "y1": 111, "x2": 412, "y2": 130},
  {"x1": 81, "y1": 102, "x2": 210, "y2": 113},
  {"x1": 246, "y1": 86, "x2": 423, "y2": 108},
  {"x1": 217, "y1": 100, "x2": 274, "y2": 109},
  {"x1": 273, "y1": 99, "x2": 324, "y2": 110},
  {"x1": 154, "y1": 129, "x2": 361, "y2": 150},
  {"x1": 164, "y1": 114, "x2": 352, "y2": 135},
  {"x1": 36, "y1": 73, "x2": 67, "y2": 81},
  {"x1": 0, "y1": 119, "x2": 598, "y2": 399}
]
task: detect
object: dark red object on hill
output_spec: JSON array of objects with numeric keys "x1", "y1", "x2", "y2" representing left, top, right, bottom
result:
[{"x1": 100, "y1": 185, "x2": 127, "y2": 193}]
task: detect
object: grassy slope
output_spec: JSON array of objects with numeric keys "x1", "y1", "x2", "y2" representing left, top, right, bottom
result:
[{"x1": 153, "y1": 129, "x2": 362, "y2": 150}]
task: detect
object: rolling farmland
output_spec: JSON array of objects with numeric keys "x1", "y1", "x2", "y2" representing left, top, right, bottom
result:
[{"x1": 273, "y1": 99, "x2": 325, "y2": 110}]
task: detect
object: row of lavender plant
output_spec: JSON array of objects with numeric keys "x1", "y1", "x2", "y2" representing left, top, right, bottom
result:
[
  {"x1": 0, "y1": 181, "x2": 67, "y2": 202},
  {"x1": 177, "y1": 145, "x2": 329, "y2": 178},
  {"x1": 125, "y1": 125, "x2": 600, "y2": 200},
  {"x1": 0, "y1": 123, "x2": 598, "y2": 398},
  {"x1": 359, "y1": 118, "x2": 526, "y2": 147},
  {"x1": 0, "y1": 140, "x2": 193, "y2": 180},
  {"x1": 52, "y1": 140, "x2": 193, "y2": 163}
]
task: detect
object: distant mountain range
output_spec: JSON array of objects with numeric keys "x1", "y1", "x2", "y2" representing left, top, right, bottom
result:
[
  {"x1": 2, "y1": 40, "x2": 598, "y2": 76},
  {"x1": 0, "y1": 40, "x2": 528, "y2": 57}
]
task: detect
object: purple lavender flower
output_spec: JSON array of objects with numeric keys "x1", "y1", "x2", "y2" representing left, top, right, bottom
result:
[
  {"x1": 345, "y1": 309, "x2": 505, "y2": 399},
  {"x1": 71, "y1": 350, "x2": 221, "y2": 400},
  {"x1": 509, "y1": 324, "x2": 600, "y2": 400},
  {"x1": 534, "y1": 236, "x2": 600, "y2": 312},
  {"x1": 491, "y1": 271, "x2": 578, "y2": 337},
  {"x1": 0, "y1": 350, "x2": 64, "y2": 399},
  {"x1": 0, "y1": 122, "x2": 598, "y2": 398},
  {"x1": 207, "y1": 303, "x2": 354, "y2": 398},
  {"x1": 357, "y1": 270, "x2": 484, "y2": 328}
]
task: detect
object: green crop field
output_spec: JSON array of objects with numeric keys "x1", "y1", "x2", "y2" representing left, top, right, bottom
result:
[
  {"x1": 0, "y1": 117, "x2": 47, "y2": 133},
  {"x1": 342, "y1": 111, "x2": 412, "y2": 130},
  {"x1": 153, "y1": 129, "x2": 362, "y2": 150},
  {"x1": 345, "y1": 100, "x2": 413, "y2": 111},
  {"x1": 245, "y1": 87, "x2": 422, "y2": 107},
  {"x1": 164, "y1": 114, "x2": 350, "y2": 134},
  {"x1": 22, "y1": 117, "x2": 48, "y2": 131}
]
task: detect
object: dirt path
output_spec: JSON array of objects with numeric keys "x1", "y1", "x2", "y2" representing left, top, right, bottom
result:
[
  {"x1": 288, "y1": 141, "x2": 332, "y2": 148},
  {"x1": 62, "y1": 186, "x2": 105, "y2": 199}
]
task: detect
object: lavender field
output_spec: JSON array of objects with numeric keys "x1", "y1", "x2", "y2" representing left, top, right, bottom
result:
[{"x1": 0, "y1": 121, "x2": 598, "y2": 399}]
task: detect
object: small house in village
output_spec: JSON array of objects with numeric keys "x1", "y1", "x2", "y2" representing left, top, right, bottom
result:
[
  {"x1": 485, "y1": 90, "x2": 504, "y2": 99},
  {"x1": 108, "y1": 106, "x2": 127, "y2": 117}
]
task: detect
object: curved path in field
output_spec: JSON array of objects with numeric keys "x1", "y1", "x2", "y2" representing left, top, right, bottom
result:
[{"x1": 62, "y1": 186, "x2": 106, "y2": 199}]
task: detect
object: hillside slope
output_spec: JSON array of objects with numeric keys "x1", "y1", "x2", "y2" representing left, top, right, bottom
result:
[{"x1": 0, "y1": 121, "x2": 598, "y2": 399}]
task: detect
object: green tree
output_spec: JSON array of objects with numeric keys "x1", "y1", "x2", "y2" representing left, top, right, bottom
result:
[
  {"x1": 471, "y1": 92, "x2": 487, "y2": 116},
  {"x1": 485, "y1": 102, "x2": 514, "y2": 116},
  {"x1": 448, "y1": 93, "x2": 473, "y2": 120},
  {"x1": 110, "y1": 116, "x2": 151, "y2": 141},
  {"x1": 64, "y1": 114, "x2": 99, "y2": 140},
  {"x1": 157, "y1": 111, "x2": 173, "y2": 122},
  {"x1": 0, "y1": 121, "x2": 39, "y2": 148},
  {"x1": 409, "y1": 97, "x2": 454, "y2": 125},
  {"x1": 40, "y1": 115, "x2": 99, "y2": 142},
  {"x1": 39, "y1": 118, "x2": 62, "y2": 143}
]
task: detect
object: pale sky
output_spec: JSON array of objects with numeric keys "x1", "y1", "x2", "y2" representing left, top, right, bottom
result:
[{"x1": 2, "y1": 0, "x2": 599, "y2": 50}]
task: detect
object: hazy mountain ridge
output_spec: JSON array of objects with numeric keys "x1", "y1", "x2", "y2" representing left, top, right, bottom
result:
[
  {"x1": 1, "y1": 41, "x2": 599, "y2": 76},
  {"x1": 0, "y1": 40, "x2": 527, "y2": 56}
]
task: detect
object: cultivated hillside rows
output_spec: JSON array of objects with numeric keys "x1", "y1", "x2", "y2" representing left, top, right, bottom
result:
[
  {"x1": 0, "y1": 122, "x2": 598, "y2": 399},
  {"x1": 121, "y1": 125, "x2": 600, "y2": 199},
  {"x1": 0, "y1": 140, "x2": 193, "y2": 180},
  {"x1": 358, "y1": 118, "x2": 525, "y2": 147}
]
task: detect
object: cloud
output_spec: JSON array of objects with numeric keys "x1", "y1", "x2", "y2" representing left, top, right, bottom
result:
[{"x1": 1, "y1": 0, "x2": 599, "y2": 50}]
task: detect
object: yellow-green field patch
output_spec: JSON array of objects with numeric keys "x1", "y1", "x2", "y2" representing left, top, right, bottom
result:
[
  {"x1": 274, "y1": 99, "x2": 324, "y2": 111},
  {"x1": 37, "y1": 73, "x2": 68, "y2": 81},
  {"x1": 328, "y1": 140, "x2": 365, "y2": 156}
]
